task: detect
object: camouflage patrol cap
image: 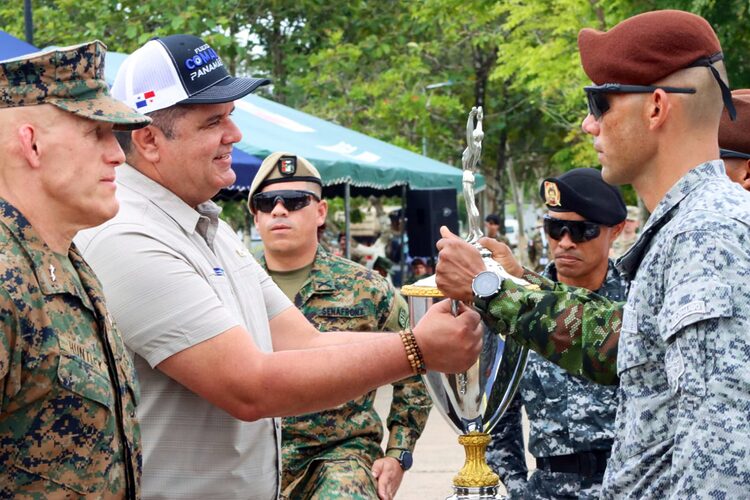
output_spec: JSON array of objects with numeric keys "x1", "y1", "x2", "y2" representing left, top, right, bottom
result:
[
  {"x1": 0, "y1": 41, "x2": 151, "y2": 130},
  {"x1": 248, "y1": 152, "x2": 323, "y2": 213},
  {"x1": 720, "y1": 90, "x2": 750, "y2": 158},
  {"x1": 626, "y1": 205, "x2": 639, "y2": 221}
]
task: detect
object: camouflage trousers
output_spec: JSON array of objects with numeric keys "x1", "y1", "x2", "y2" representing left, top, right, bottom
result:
[
  {"x1": 511, "y1": 469, "x2": 604, "y2": 499},
  {"x1": 281, "y1": 457, "x2": 378, "y2": 500}
]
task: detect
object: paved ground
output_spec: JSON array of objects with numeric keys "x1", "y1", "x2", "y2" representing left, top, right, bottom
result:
[{"x1": 374, "y1": 386, "x2": 534, "y2": 499}]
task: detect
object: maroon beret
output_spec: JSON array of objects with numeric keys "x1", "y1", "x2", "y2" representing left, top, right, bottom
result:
[
  {"x1": 720, "y1": 90, "x2": 750, "y2": 155},
  {"x1": 578, "y1": 10, "x2": 721, "y2": 85}
]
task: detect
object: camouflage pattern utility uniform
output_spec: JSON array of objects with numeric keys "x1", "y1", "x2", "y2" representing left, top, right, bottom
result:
[
  {"x1": 0, "y1": 200, "x2": 141, "y2": 499},
  {"x1": 487, "y1": 260, "x2": 624, "y2": 499},
  {"x1": 260, "y1": 246, "x2": 431, "y2": 499},
  {"x1": 482, "y1": 161, "x2": 750, "y2": 498}
]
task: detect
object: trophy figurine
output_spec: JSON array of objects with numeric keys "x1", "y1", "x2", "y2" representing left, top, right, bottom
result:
[{"x1": 401, "y1": 107, "x2": 530, "y2": 500}]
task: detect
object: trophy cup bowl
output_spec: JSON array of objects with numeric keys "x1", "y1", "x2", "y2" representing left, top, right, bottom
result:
[{"x1": 401, "y1": 279, "x2": 528, "y2": 500}]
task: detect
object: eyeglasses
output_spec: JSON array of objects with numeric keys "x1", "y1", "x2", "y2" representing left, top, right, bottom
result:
[
  {"x1": 543, "y1": 215, "x2": 604, "y2": 243},
  {"x1": 584, "y1": 83, "x2": 696, "y2": 120},
  {"x1": 720, "y1": 148, "x2": 750, "y2": 160},
  {"x1": 252, "y1": 190, "x2": 320, "y2": 213}
]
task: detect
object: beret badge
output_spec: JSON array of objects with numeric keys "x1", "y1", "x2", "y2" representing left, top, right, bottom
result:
[{"x1": 544, "y1": 181, "x2": 562, "y2": 207}]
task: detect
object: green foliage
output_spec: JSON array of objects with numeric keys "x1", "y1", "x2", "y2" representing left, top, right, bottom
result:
[{"x1": 5, "y1": 0, "x2": 749, "y2": 223}]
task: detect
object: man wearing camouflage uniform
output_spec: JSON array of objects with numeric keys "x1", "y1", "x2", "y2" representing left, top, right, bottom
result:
[
  {"x1": 250, "y1": 152, "x2": 431, "y2": 500},
  {"x1": 0, "y1": 42, "x2": 150, "y2": 497},
  {"x1": 436, "y1": 10, "x2": 750, "y2": 498},
  {"x1": 487, "y1": 169, "x2": 626, "y2": 499},
  {"x1": 608, "y1": 206, "x2": 638, "y2": 259}
]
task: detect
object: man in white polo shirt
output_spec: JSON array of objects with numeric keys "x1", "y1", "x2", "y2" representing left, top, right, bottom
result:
[{"x1": 75, "y1": 34, "x2": 481, "y2": 499}]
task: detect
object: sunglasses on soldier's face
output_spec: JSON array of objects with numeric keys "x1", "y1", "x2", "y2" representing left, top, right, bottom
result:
[
  {"x1": 252, "y1": 190, "x2": 320, "y2": 213},
  {"x1": 584, "y1": 83, "x2": 696, "y2": 120},
  {"x1": 543, "y1": 215, "x2": 604, "y2": 243}
]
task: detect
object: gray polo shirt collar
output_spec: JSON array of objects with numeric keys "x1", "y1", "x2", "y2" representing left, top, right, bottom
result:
[{"x1": 117, "y1": 164, "x2": 221, "y2": 247}]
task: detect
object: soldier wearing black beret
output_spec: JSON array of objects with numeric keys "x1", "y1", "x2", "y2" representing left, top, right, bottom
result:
[
  {"x1": 487, "y1": 169, "x2": 626, "y2": 498},
  {"x1": 719, "y1": 90, "x2": 750, "y2": 190},
  {"x1": 435, "y1": 9, "x2": 750, "y2": 500}
]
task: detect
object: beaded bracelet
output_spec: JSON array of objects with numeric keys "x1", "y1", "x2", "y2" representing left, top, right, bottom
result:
[{"x1": 399, "y1": 328, "x2": 426, "y2": 375}]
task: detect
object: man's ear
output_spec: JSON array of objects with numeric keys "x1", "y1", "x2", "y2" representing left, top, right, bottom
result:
[
  {"x1": 610, "y1": 220, "x2": 626, "y2": 241},
  {"x1": 17, "y1": 124, "x2": 42, "y2": 169},
  {"x1": 647, "y1": 89, "x2": 671, "y2": 130},
  {"x1": 317, "y1": 199, "x2": 328, "y2": 225},
  {"x1": 740, "y1": 159, "x2": 750, "y2": 192},
  {"x1": 130, "y1": 125, "x2": 162, "y2": 163}
]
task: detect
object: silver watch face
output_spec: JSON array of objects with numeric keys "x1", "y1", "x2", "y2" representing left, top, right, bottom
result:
[{"x1": 472, "y1": 271, "x2": 501, "y2": 298}]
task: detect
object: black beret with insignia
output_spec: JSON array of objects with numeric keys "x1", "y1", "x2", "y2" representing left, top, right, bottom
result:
[{"x1": 539, "y1": 168, "x2": 626, "y2": 226}]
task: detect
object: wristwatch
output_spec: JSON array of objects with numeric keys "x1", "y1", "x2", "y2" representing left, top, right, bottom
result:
[
  {"x1": 389, "y1": 449, "x2": 413, "y2": 471},
  {"x1": 472, "y1": 270, "x2": 502, "y2": 311}
]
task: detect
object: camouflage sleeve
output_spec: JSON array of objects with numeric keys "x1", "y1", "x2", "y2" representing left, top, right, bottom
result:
[
  {"x1": 483, "y1": 279, "x2": 624, "y2": 385},
  {"x1": 0, "y1": 290, "x2": 14, "y2": 409},
  {"x1": 486, "y1": 394, "x2": 528, "y2": 494},
  {"x1": 384, "y1": 292, "x2": 432, "y2": 452}
]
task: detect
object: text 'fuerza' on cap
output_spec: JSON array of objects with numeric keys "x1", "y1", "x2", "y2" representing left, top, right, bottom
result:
[{"x1": 0, "y1": 40, "x2": 151, "y2": 130}]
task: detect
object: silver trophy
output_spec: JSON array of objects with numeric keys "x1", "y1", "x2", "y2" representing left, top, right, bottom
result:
[{"x1": 402, "y1": 107, "x2": 529, "y2": 500}]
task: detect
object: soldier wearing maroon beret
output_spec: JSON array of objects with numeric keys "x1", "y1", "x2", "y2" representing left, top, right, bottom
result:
[
  {"x1": 433, "y1": 9, "x2": 750, "y2": 500},
  {"x1": 546, "y1": 10, "x2": 750, "y2": 499},
  {"x1": 719, "y1": 90, "x2": 750, "y2": 190}
]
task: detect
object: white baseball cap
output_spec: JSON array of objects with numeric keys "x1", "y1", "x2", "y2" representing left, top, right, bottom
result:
[{"x1": 112, "y1": 34, "x2": 270, "y2": 113}]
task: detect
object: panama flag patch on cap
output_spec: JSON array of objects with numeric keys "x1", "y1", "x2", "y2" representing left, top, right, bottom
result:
[{"x1": 135, "y1": 90, "x2": 157, "y2": 109}]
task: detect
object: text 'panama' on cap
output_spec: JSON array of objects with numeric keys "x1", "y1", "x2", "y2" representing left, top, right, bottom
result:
[{"x1": 0, "y1": 41, "x2": 151, "y2": 130}]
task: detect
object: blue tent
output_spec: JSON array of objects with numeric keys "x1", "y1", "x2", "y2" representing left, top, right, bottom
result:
[{"x1": 0, "y1": 30, "x2": 37, "y2": 60}]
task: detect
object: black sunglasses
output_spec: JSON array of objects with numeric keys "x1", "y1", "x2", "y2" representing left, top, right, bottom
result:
[
  {"x1": 720, "y1": 148, "x2": 750, "y2": 161},
  {"x1": 543, "y1": 215, "x2": 604, "y2": 243},
  {"x1": 252, "y1": 189, "x2": 320, "y2": 213},
  {"x1": 584, "y1": 83, "x2": 696, "y2": 120}
]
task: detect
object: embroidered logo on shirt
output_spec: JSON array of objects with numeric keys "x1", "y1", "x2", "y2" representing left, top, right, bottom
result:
[{"x1": 213, "y1": 267, "x2": 225, "y2": 276}]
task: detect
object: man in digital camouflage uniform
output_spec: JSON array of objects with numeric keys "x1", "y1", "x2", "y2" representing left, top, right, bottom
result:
[
  {"x1": 720, "y1": 90, "x2": 750, "y2": 191},
  {"x1": 250, "y1": 152, "x2": 431, "y2": 500},
  {"x1": 0, "y1": 42, "x2": 150, "y2": 498},
  {"x1": 436, "y1": 10, "x2": 750, "y2": 498},
  {"x1": 487, "y1": 169, "x2": 626, "y2": 499}
]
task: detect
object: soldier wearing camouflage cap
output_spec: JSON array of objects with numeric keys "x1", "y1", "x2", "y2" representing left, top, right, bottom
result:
[
  {"x1": 610, "y1": 205, "x2": 640, "y2": 259},
  {"x1": 250, "y1": 152, "x2": 431, "y2": 499},
  {"x1": 487, "y1": 168, "x2": 626, "y2": 498},
  {"x1": 435, "y1": 9, "x2": 750, "y2": 498},
  {"x1": 75, "y1": 34, "x2": 481, "y2": 499},
  {"x1": 719, "y1": 89, "x2": 750, "y2": 190},
  {"x1": 0, "y1": 41, "x2": 149, "y2": 498}
]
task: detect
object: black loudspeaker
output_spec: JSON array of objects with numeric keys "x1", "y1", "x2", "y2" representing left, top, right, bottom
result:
[{"x1": 406, "y1": 189, "x2": 459, "y2": 258}]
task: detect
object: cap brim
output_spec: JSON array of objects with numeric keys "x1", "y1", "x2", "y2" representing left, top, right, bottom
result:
[
  {"x1": 179, "y1": 76, "x2": 271, "y2": 104},
  {"x1": 50, "y1": 95, "x2": 152, "y2": 130}
]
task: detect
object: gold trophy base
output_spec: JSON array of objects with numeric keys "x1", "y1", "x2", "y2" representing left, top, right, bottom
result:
[{"x1": 446, "y1": 431, "x2": 505, "y2": 500}]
